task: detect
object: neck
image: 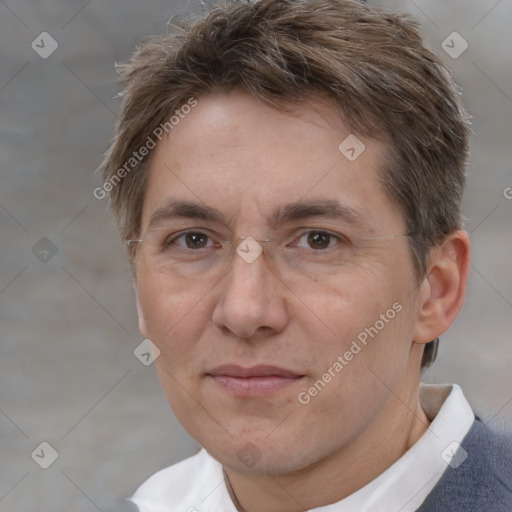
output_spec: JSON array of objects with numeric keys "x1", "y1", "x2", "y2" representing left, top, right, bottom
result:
[{"x1": 224, "y1": 370, "x2": 430, "y2": 512}]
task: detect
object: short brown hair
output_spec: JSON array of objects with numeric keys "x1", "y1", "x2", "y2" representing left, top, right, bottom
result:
[{"x1": 101, "y1": 0, "x2": 470, "y2": 367}]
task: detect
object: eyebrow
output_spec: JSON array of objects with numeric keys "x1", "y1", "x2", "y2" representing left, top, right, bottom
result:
[{"x1": 147, "y1": 198, "x2": 370, "y2": 231}]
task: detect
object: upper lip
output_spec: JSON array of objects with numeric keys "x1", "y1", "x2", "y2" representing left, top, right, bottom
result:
[{"x1": 207, "y1": 364, "x2": 303, "y2": 378}]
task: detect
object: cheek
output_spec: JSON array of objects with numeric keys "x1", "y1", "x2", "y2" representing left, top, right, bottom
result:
[
  {"x1": 137, "y1": 273, "x2": 210, "y2": 423},
  {"x1": 136, "y1": 270, "x2": 208, "y2": 365},
  {"x1": 296, "y1": 302, "x2": 413, "y2": 442},
  {"x1": 153, "y1": 359, "x2": 202, "y2": 437},
  {"x1": 306, "y1": 261, "x2": 414, "y2": 374},
  {"x1": 309, "y1": 267, "x2": 390, "y2": 334}
]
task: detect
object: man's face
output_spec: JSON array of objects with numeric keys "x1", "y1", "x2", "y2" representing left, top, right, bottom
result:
[{"x1": 135, "y1": 90, "x2": 422, "y2": 474}]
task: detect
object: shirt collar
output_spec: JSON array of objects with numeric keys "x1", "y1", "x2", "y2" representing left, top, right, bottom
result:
[{"x1": 309, "y1": 383, "x2": 475, "y2": 512}]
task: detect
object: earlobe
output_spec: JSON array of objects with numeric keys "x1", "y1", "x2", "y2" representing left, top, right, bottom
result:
[{"x1": 413, "y1": 230, "x2": 471, "y2": 344}]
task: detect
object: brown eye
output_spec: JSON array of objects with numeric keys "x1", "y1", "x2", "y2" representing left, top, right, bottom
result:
[
  {"x1": 162, "y1": 231, "x2": 214, "y2": 250},
  {"x1": 307, "y1": 231, "x2": 332, "y2": 250},
  {"x1": 183, "y1": 232, "x2": 209, "y2": 249}
]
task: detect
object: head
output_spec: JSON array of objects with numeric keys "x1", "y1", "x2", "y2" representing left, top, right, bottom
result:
[{"x1": 102, "y1": 0, "x2": 470, "y2": 475}]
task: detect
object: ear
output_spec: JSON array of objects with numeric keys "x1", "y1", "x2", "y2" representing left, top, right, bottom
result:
[
  {"x1": 133, "y1": 281, "x2": 149, "y2": 339},
  {"x1": 413, "y1": 230, "x2": 471, "y2": 344}
]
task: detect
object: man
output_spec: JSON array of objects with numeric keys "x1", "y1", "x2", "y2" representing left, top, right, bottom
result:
[{"x1": 101, "y1": 0, "x2": 512, "y2": 510}]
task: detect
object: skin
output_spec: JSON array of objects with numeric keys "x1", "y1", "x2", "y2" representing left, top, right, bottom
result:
[{"x1": 134, "y1": 90, "x2": 470, "y2": 512}]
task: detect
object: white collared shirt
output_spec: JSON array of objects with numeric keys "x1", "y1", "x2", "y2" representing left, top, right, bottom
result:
[{"x1": 130, "y1": 383, "x2": 475, "y2": 512}]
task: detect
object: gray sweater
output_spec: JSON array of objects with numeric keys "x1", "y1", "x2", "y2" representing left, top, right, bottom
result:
[{"x1": 417, "y1": 418, "x2": 512, "y2": 511}]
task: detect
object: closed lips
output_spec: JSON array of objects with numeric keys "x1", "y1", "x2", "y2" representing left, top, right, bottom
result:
[{"x1": 207, "y1": 364, "x2": 303, "y2": 378}]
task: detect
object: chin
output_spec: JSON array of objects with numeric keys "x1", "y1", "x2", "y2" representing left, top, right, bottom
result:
[{"x1": 199, "y1": 429, "x2": 322, "y2": 476}]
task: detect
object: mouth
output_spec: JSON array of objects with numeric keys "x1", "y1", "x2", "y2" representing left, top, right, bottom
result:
[{"x1": 206, "y1": 364, "x2": 305, "y2": 397}]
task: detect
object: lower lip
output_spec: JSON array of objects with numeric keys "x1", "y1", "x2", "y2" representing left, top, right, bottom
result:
[{"x1": 208, "y1": 375, "x2": 304, "y2": 397}]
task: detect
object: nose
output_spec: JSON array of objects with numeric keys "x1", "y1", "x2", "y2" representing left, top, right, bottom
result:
[{"x1": 212, "y1": 242, "x2": 288, "y2": 341}]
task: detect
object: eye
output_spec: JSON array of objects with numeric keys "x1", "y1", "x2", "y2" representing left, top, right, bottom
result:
[
  {"x1": 166, "y1": 231, "x2": 216, "y2": 250},
  {"x1": 295, "y1": 230, "x2": 346, "y2": 250}
]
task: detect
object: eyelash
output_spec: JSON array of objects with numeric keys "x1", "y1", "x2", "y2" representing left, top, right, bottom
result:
[{"x1": 163, "y1": 229, "x2": 349, "y2": 252}]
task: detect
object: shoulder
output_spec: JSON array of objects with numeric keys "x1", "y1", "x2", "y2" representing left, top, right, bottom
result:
[
  {"x1": 418, "y1": 419, "x2": 512, "y2": 512},
  {"x1": 128, "y1": 448, "x2": 223, "y2": 512},
  {"x1": 460, "y1": 418, "x2": 512, "y2": 490}
]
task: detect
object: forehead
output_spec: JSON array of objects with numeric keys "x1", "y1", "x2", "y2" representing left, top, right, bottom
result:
[{"x1": 140, "y1": 91, "x2": 404, "y2": 234}]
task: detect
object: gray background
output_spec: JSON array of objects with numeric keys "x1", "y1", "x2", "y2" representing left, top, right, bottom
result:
[{"x1": 0, "y1": 0, "x2": 511, "y2": 510}]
